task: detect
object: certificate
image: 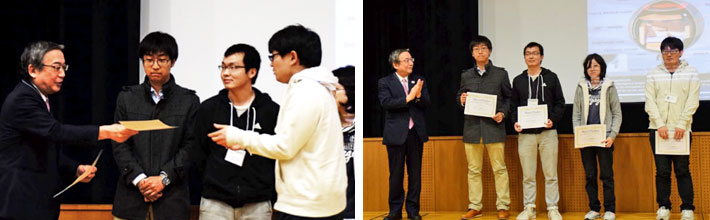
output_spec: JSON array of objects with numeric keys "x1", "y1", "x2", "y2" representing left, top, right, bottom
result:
[
  {"x1": 464, "y1": 92, "x2": 497, "y2": 117},
  {"x1": 655, "y1": 130, "x2": 690, "y2": 155},
  {"x1": 574, "y1": 124, "x2": 606, "y2": 148},
  {"x1": 517, "y1": 105, "x2": 547, "y2": 129},
  {"x1": 54, "y1": 149, "x2": 103, "y2": 198},
  {"x1": 119, "y1": 119, "x2": 176, "y2": 131}
]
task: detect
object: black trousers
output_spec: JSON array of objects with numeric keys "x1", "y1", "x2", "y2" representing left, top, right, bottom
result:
[
  {"x1": 649, "y1": 130, "x2": 694, "y2": 211},
  {"x1": 274, "y1": 211, "x2": 342, "y2": 220},
  {"x1": 386, "y1": 129, "x2": 423, "y2": 217},
  {"x1": 580, "y1": 145, "x2": 615, "y2": 213}
]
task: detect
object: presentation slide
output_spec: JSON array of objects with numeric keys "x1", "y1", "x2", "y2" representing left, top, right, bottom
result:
[{"x1": 588, "y1": 0, "x2": 710, "y2": 102}]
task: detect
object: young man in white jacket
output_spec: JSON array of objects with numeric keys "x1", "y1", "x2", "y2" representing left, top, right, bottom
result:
[
  {"x1": 208, "y1": 25, "x2": 347, "y2": 220},
  {"x1": 645, "y1": 36, "x2": 700, "y2": 220}
]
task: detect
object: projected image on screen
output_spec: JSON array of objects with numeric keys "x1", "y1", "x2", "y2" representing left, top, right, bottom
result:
[{"x1": 588, "y1": 0, "x2": 710, "y2": 102}]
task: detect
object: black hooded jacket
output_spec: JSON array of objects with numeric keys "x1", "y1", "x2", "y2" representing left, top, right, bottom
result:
[{"x1": 193, "y1": 88, "x2": 280, "y2": 207}]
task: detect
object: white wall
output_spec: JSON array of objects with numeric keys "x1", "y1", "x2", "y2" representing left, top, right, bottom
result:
[
  {"x1": 140, "y1": 0, "x2": 362, "y2": 105},
  {"x1": 479, "y1": 0, "x2": 587, "y2": 103}
]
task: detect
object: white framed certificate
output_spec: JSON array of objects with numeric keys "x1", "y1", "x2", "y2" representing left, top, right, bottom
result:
[
  {"x1": 517, "y1": 105, "x2": 547, "y2": 129},
  {"x1": 655, "y1": 130, "x2": 690, "y2": 155},
  {"x1": 464, "y1": 92, "x2": 497, "y2": 117},
  {"x1": 574, "y1": 124, "x2": 606, "y2": 148}
]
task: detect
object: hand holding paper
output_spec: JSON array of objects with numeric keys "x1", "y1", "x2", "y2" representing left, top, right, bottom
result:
[
  {"x1": 99, "y1": 124, "x2": 138, "y2": 143},
  {"x1": 76, "y1": 165, "x2": 97, "y2": 183}
]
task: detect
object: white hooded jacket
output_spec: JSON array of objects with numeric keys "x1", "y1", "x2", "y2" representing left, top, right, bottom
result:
[
  {"x1": 644, "y1": 61, "x2": 700, "y2": 131},
  {"x1": 226, "y1": 67, "x2": 346, "y2": 217}
]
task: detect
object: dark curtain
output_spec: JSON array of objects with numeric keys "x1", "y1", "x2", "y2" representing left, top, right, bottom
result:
[
  {"x1": 364, "y1": 0, "x2": 479, "y2": 138},
  {"x1": 0, "y1": 0, "x2": 140, "y2": 203}
]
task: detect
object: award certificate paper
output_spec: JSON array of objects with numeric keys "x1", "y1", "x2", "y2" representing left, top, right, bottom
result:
[
  {"x1": 464, "y1": 92, "x2": 497, "y2": 117},
  {"x1": 574, "y1": 124, "x2": 606, "y2": 148},
  {"x1": 518, "y1": 105, "x2": 547, "y2": 129}
]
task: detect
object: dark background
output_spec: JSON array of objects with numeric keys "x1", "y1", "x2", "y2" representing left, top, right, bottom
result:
[
  {"x1": 0, "y1": 0, "x2": 139, "y2": 203},
  {"x1": 364, "y1": 0, "x2": 710, "y2": 138}
]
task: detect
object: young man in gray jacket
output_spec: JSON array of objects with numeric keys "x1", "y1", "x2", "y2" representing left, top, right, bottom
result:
[
  {"x1": 457, "y1": 35, "x2": 512, "y2": 220},
  {"x1": 112, "y1": 32, "x2": 199, "y2": 220}
]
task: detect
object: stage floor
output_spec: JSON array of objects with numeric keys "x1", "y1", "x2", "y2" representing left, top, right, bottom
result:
[{"x1": 364, "y1": 211, "x2": 706, "y2": 220}]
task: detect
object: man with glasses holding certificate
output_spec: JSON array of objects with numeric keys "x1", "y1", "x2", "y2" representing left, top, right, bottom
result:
[
  {"x1": 645, "y1": 36, "x2": 699, "y2": 220},
  {"x1": 510, "y1": 42, "x2": 565, "y2": 220},
  {"x1": 457, "y1": 35, "x2": 512, "y2": 220}
]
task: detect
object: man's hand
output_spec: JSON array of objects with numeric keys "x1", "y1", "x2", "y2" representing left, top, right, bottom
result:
[
  {"x1": 413, "y1": 79, "x2": 423, "y2": 98},
  {"x1": 514, "y1": 122, "x2": 522, "y2": 133},
  {"x1": 657, "y1": 126, "x2": 669, "y2": 140},
  {"x1": 139, "y1": 176, "x2": 164, "y2": 202},
  {"x1": 460, "y1": 93, "x2": 467, "y2": 107},
  {"x1": 492, "y1": 112, "x2": 504, "y2": 124},
  {"x1": 603, "y1": 137, "x2": 614, "y2": 148},
  {"x1": 674, "y1": 127, "x2": 685, "y2": 140},
  {"x1": 99, "y1": 124, "x2": 138, "y2": 143},
  {"x1": 208, "y1": 124, "x2": 246, "y2": 150},
  {"x1": 208, "y1": 124, "x2": 231, "y2": 147},
  {"x1": 544, "y1": 119, "x2": 553, "y2": 128},
  {"x1": 76, "y1": 165, "x2": 97, "y2": 183}
]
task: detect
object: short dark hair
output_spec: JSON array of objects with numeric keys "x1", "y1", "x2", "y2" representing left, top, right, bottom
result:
[
  {"x1": 469, "y1": 35, "x2": 492, "y2": 54},
  {"x1": 224, "y1": 44, "x2": 261, "y2": 84},
  {"x1": 268, "y1": 24, "x2": 322, "y2": 68},
  {"x1": 20, "y1": 41, "x2": 64, "y2": 80},
  {"x1": 523, "y1": 42, "x2": 544, "y2": 56},
  {"x1": 583, "y1": 53, "x2": 607, "y2": 81},
  {"x1": 333, "y1": 66, "x2": 355, "y2": 113},
  {"x1": 660, "y1": 36, "x2": 684, "y2": 51},
  {"x1": 139, "y1": 31, "x2": 178, "y2": 61}
]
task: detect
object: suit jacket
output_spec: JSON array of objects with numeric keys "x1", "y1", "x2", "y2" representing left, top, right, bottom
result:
[
  {"x1": 112, "y1": 75, "x2": 199, "y2": 220},
  {"x1": 0, "y1": 80, "x2": 98, "y2": 220},
  {"x1": 378, "y1": 73, "x2": 430, "y2": 145}
]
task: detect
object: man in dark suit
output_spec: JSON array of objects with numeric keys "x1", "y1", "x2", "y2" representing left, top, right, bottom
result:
[
  {"x1": 377, "y1": 48, "x2": 429, "y2": 220},
  {"x1": 0, "y1": 41, "x2": 137, "y2": 220}
]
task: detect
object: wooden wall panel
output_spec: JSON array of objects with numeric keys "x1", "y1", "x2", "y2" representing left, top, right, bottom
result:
[{"x1": 364, "y1": 132, "x2": 710, "y2": 213}]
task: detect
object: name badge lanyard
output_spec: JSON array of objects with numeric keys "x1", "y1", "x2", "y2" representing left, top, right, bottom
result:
[{"x1": 528, "y1": 74, "x2": 545, "y2": 104}]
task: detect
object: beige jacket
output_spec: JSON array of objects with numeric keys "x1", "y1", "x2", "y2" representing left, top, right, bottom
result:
[
  {"x1": 226, "y1": 67, "x2": 346, "y2": 217},
  {"x1": 644, "y1": 61, "x2": 700, "y2": 131}
]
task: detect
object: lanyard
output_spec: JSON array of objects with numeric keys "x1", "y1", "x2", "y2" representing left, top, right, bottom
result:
[
  {"x1": 229, "y1": 102, "x2": 256, "y2": 132},
  {"x1": 528, "y1": 74, "x2": 545, "y2": 103}
]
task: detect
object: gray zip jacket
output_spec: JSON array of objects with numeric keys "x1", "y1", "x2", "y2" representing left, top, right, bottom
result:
[{"x1": 572, "y1": 80, "x2": 622, "y2": 140}]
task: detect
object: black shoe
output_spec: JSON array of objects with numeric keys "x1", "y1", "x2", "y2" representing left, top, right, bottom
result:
[
  {"x1": 383, "y1": 214, "x2": 402, "y2": 220},
  {"x1": 408, "y1": 214, "x2": 422, "y2": 220}
]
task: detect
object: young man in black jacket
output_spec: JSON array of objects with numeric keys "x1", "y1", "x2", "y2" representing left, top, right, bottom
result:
[
  {"x1": 510, "y1": 42, "x2": 565, "y2": 220},
  {"x1": 194, "y1": 44, "x2": 279, "y2": 219},
  {"x1": 112, "y1": 32, "x2": 200, "y2": 220}
]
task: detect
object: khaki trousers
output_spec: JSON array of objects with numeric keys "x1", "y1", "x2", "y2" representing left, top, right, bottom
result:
[{"x1": 464, "y1": 139, "x2": 510, "y2": 210}]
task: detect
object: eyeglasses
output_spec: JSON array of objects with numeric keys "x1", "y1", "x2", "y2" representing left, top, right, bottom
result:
[
  {"x1": 472, "y1": 47, "x2": 489, "y2": 53},
  {"x1": 268, "y1": 53, "x2": 280, "y2": 62},
  {"x1": 399, "y1": 58, "x2": 415, "y2": 63},
  {"x1": 524, "y1": 52, "x2": 541, "y2": 56},
  {"x1": 41, "y1": 63, "x2": 69, "y2": 72},
  {"x1": 143, "y1": 58, "x2": 171, "y2": 66},
  {"x1": 661, "y1": 49, "x2": 680, "y2": 55},
  {"x1": 218, "y1": 65, "x2": 246, "y2": 72}
]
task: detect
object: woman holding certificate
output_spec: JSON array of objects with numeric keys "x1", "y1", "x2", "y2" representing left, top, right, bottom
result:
[{"x1": 572, "y1": 54, "x2": 622, "y2": 220}]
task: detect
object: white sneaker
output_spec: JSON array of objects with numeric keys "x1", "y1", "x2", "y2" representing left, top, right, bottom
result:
[
  {"x1": 656, "y1": 207, "x2": 670, "y2": 220},
  {"x1": 516, "y1": 205, "x2": 536, "y2": 220},
  {"x1": 681, "y1": 210, "x2": 694, "y2": 220},
  {"x1": 547, "y1": 207, "x2": 562, "y2": 220},
  {"x1": 603, "y1": 212, "x2": 616, "y2": 220},
  {"x1": 584, "y1": 211, "x2": 600, "y2": 220}
]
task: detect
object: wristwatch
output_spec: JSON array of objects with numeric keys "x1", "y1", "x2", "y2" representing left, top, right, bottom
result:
[{"x1": 160, "y1": 171, "x2": 170, "y2": 186}]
